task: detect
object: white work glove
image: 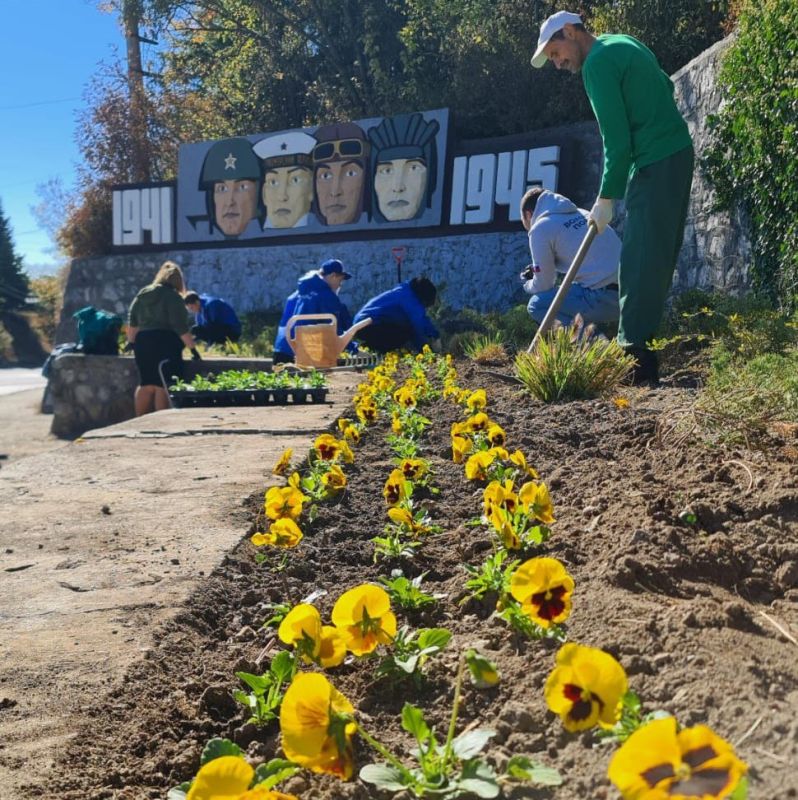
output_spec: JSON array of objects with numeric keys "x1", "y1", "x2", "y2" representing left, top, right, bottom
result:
[{"x1": 589, "y1": 197, "x2": 614, "y2": 234}]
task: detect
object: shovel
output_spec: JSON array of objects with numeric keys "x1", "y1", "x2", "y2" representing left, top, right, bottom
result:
[{"x1": 526, "y1": 221, "x2": 598, "y2": 353}]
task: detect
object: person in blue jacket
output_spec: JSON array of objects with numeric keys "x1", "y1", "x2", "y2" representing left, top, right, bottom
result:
[
  {"x1": 183, "y1": 291, "x2": 242, "y2": 345},
  {"x1": 352, "y1": 277, "x2": 440, "y2": 354},
  {"x1": 273, "y1": 258, "x2": 355, "y2": 363}
]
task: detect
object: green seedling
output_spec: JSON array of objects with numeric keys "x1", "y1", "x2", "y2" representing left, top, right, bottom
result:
[
  {"x1": 379, "y1": 571, "x2": 444, "y2": 612},
  {"x1": 233, "y1": 650, "x2": 296, "y2": 727},
  {"x1": 376, "y1": 626, "x2": 452, "y2": 685},
  {"x1": 595, "y1": 691, "x2": 670, "y2": 745},
  {"x1": 462, "y1": 551, "x2": 519, "y2": 603}
]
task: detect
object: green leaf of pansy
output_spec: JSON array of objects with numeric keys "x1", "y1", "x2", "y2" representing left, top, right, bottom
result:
[
  {"x1": 505, "y1": 755, "x2": 563, "y2": 785},
  {"x1": 270, "y1": 650, "x2": 295, "y2": 681},
  {"x1": 359, "y1": 763, "x2": 408, "y2": 791},
  {"x1": 401, "y1": 703, "x2": 431, "y2": 742},
  {"x1": 729, "y1": 776, "x2": 749, "y2": 800},
  {"x1": 417, "y1": 628, "x2": 452, "y2": 650},
  {"x1": 451, "y1": 728, "x2": 495, "y2": 759},
  {"x1": 200, "y1": 738, "x2": 243, "y2": 765},
  {"x1": 253, "y1": 758, "x2": 299, "y2": 788}
]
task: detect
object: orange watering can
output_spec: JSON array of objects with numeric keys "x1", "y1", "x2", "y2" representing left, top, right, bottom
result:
[{"x1": 286, "y1": 314, "x2": 372, "y2": 368}]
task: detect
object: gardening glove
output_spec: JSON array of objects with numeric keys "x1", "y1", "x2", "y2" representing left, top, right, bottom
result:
[
  {"x1": 589, "y1": 197, "x2": 614, "y2": 234},
  {"x1": 190, "y1": 347, "x2": 202, "y2": 361}
]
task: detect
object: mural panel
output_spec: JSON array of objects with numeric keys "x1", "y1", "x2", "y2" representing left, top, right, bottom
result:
[{"x1": 175, "y1": 109, "x2": 449, "y2": 243}]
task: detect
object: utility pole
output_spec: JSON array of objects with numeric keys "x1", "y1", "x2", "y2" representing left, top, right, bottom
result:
[{"x1": 122, "y1": 0, "x2": 151, "y2": 183}]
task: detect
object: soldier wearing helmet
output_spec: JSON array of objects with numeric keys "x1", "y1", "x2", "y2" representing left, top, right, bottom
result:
[
  {"x1": 199, "y1": 138, "x2": 262, "y2": 238},
  {"x1": 368, "y1": 113, "x2": 440, "y2": 223},
  {"x1": 312, "y1": 123, "x2": 370, "y2": 226}
]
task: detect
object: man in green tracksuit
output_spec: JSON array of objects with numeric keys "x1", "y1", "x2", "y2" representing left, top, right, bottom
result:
[{"x1": 531, "y1": 11, "x2": 694, "y2": 385}]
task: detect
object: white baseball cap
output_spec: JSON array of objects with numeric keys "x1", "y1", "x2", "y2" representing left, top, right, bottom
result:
[{"x1": 531, "y1": 10, "x2": 583, "y2": 68}]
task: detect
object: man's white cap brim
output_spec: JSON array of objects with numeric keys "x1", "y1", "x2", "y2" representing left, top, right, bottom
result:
[{"x1": 531, "y1": 10, "x2": 583, "y2": 68}]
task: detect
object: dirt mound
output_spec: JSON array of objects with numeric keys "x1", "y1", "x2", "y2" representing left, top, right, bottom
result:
[{"x1": 16, "y1": 362, "x2": 798, "y2": 799}]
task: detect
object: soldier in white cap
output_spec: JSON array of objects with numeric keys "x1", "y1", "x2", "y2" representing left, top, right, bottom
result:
[{"x1": 254, "y1": 131, "x2": 316, "y2": 229}]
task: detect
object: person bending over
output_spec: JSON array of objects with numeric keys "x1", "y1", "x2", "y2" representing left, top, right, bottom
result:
[
  {"x1": 184, "y1": 291, "x2": 241, "y2": 346},
  {"x1": 353, "y1": 277, "x2": 439, "y2": 354},
  {"x1": 520, "y1": 187, "x2": 620, "y2": 329}
]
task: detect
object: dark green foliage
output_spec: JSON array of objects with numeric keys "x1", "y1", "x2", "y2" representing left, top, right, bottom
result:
[
  {"x1": 703, "y1": 0, "x2": 798, "y2": 311},
  {"x1": 0, "y1": 200, "x2": 29, "y2": 311}
]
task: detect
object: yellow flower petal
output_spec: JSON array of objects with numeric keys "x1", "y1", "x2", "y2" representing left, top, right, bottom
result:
[
  {"x1": 186, "y1": 755, "x2": 254, "y2": 800},
  {"x1": 278, "y1": 604, "x2": 322, "y2": 659}
]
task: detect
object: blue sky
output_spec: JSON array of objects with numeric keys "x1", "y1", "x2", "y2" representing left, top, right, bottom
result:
[{"x1": 0, "y1": 1, "x2": 124, "y2": 275}]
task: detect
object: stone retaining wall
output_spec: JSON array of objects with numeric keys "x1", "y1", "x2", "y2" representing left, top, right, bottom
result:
[{"x1": 49, "y1": 355, "x2": 274, "y2": 438}]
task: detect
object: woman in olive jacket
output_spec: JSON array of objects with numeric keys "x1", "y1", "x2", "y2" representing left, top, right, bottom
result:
[{"x1": 127, "y1": 261, "x2": 199, "y2": 416}]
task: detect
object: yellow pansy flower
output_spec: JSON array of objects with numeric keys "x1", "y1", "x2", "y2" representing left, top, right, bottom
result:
[
  {"x1": 489, "y1": 506, "x2": 521, "y2": 550},
  {"x1": 399, "y1": 458, "x2": 428, "y2": 480},
  {"x1": 314, "y1": 433, "x2": 343, "y2": 461},
  {"x1": 510, "y1": 557, "x2": 574, "y2": 628},
  {"x1": 383, "y1": 468, "x2": 409, "y2": 506},
  {"x1": 486, "y1": 424, "x2": 506, "y2": 447},
  {"x1": 251, "y1": 518, "x2": 303, "y2": 548},
  {"x1": 271, "y1": 448, "x2": 293, "y2": 476},
  {"x1": 322, "y1": 464, "x2": 347, "y2": 493},
  {"x1": 612, "y1": 396, "x2": 630, "y2": 410},
  {"x1": 394, "y1": 386, "x2": 417, "y2": 408},
  {"x1": 342, "y1": 424, "x2": 360, "y2": 443},
  {"x1": 466, "y1": 388, "x2": 487, "y2": 412},
  {"x1": 518, "y1": 481, "x2": 555, "y2": 524},
  {"x1": 387, "y1": 506, "x2": 432, "y2": 536},
  {"x1": 331, "y1": 584, "x2": 397, "y2": 656},
  {"x1": 278, "y1": 603, "x2": 322, "y2": 662},
  {"x1": 465, "y1": 451, "x2": 496, "y2": 481},
  {"x1": 280, "y1": 672, "x2": 357, "y2": 780},
  {"x1": 509, "y1": 450, "x2": 539, "y2": 479},
  {"x1": 337, "y1": 417, "x2": 352, "y2": 434},
  {"x1": 461, "y1": 412, "x2": 491, "y2": 433},
  {"x1": 451, "y1": 434, "x2": 473, "y2": 464},
  {"x1": 545, "y1": 643, "x2": 628, "y2": 732},
  {"x1": 186, "y1": 756, "x2": 300, "y2": 800},
  {"x1": 318, "y1": 626, "x2": 347, "y2": 668},
  {"x1": 356, "y1": 400, "x2": 378, "y2": 424},
  {"x1": 608, "y1": 716, "x2": 747, "y2": 800},
  {"x1": 265, "y1": 485, "x2": 308, "y2": 521},
  {"x1": 482, "y1": 480, "x2": 518, "y2": 517}
]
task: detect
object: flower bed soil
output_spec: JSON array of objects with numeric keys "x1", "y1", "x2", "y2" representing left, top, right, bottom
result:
[{"x1": 21, "y1": 363, "x2": 798, "y2": 799}]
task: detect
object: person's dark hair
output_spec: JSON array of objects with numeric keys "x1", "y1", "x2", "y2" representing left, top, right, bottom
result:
[
  {"x1": 520, "y1": 186, "x2": 545, "y2": 219},
  {"x1": 183, "y1": 291, "x2": 201, "y2": 305},
  {"x1": 409, "y1": 277, "x2": 437, "y2": 307},
  {"x1": 549, "y1": 23, "x2": 586, "y2": 42}
]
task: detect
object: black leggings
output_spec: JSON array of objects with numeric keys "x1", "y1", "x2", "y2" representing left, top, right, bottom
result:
[
  {"x1": 357, "y1": 321, "x2": 415, "y2": 353},
  {"x1": 133, "y1": 329, "x2": 184, "y2": 387}
]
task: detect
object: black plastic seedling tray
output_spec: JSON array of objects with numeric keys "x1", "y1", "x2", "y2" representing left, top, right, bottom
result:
[{"x1": 169, "y1": 387, "x2": 329, "y2": 408}]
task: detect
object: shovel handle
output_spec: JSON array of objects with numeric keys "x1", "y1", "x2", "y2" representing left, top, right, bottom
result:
[{"x1": 526, "y1": 222, "x2": 599, "y2": 353}]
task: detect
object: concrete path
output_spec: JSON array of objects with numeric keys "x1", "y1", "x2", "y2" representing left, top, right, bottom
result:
[
  {"x1": 0, "y1": 371, "x2": 361, "y2": 797},
  {"x1": 0, "y1": 367, "x2": 47, "y2": 398}
]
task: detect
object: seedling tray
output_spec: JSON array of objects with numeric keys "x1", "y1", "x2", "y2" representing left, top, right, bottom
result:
[{"x1": 169, "y1": 387, "x2": 329, "y2": 408}]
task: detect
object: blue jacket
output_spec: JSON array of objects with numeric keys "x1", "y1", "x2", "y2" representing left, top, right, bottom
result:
[
  {"x1": 196, "y1": 294, "x2": 241, "y2": 334},
  {"x1": 353, "y1": 282, "x2": 439, "y2": 352},
  {"x1": 273, "y1": 273, "x2": 353, "y2": 356}
]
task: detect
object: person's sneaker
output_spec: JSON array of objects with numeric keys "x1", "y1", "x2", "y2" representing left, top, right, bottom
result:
[{"x1": 623, "y1": 345, "x2": 659, "y2": 387}]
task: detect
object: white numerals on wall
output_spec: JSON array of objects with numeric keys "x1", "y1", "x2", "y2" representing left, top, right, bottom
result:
[
  {"x1": 449, "y1": 146, "x2": 560, "y2": 225},
  {"x1": 112, "y1": 187, "x2": 174, "y2": 245}
]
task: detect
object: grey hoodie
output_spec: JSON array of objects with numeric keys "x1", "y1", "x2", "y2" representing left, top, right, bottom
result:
[{"x1": 523, "y1": 190, "x2": 620, "y2": 294}]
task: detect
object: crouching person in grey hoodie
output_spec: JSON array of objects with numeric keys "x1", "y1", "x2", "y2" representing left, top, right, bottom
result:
[{"x1": 520, "y1": 187, "x2": 621, "y2": 328}]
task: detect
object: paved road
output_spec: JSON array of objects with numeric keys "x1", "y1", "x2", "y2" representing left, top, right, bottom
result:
[{"x1": 0, "y1": 367, "x2": 47, "y2": 397}]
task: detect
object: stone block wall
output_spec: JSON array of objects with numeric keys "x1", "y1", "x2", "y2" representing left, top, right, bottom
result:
[
  {"x1": 49, "y1": 354, "x2": 274, "y2": 437},
  {"x1": 672, "y1": 35, "x2": 749, "y2": 295}
]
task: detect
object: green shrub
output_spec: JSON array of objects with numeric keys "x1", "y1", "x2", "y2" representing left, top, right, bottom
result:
[
  {"x1": 514, "y1": 326, "x2": 635, "y2": 402},
  {"x1": 697, "y1": 348, "x2": 798, "y2": 443},
  {"x1": 462, "y1": 332, "x2": 508, "y2": 364},
  {"x1": 704, "y1": 0, "x2": 798, "y2": 311}
]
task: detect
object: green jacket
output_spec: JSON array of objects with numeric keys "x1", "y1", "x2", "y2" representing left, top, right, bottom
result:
[
  {"x1": 128, "y1": 283, "x2": 190, "y2": 335},
  {"x1": 582, "y1": 34, "x2": 692, "y2": 198}
]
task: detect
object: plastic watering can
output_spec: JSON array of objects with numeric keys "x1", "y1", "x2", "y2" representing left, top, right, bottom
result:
[{"x1": 286, "y1": 314, "x2": 372, "y2": 368}]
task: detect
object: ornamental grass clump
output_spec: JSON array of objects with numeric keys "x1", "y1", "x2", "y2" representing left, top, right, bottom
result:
[{"x1": 515, "y1": 326, "x2": 635, "y2": 402}]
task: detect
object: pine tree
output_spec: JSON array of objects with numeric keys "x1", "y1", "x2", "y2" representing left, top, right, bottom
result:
[{"x1": 0, "y1": 198, "x2": 30, "y2": 310}]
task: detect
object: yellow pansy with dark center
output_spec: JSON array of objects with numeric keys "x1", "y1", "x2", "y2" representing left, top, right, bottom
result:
[
  {"x1": 467, "y1": 388, "x2": 487, "y2": 411},
  {"x1": 382, "y1": 468, "x2": 407, "y2": 506},
  {"x1": 487, "y1": 424, "x2": 506, "y2": 447},
  {"x1": 314, "y1": 433, "x2": 342, "y2": 461},
  {"x1": 322, "y1": 464, "x2": 347, "y2": 492},
  {"x1": 451, "y1": 434, "x2": 473, "y2": 464},
  {"x1": 545, "y1": 643, "x2": 627, "y2": 732},
  {"x1": 489, "y1": 506, "x2": 520, "y2": 550},
  {"x1": 272, "y1": 448, "x2": 293, "y2": 476},
  {"x1": 608, "y1": 717, "x2": 747, "y2": 800},
  {"x1": 400, "y1": 458, "x2": 427, "y2": 480},
  {"x1": 518, "y1": 481, "x2": 555, "y2": 524},
  {"x1": 264, "y1": 485, "x2": 308, "y2": 521},
  {"x1": 510, "y1": 557, "x2": 574, "y2": 628}
]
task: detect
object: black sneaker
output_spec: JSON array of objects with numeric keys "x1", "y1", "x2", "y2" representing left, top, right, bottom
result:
[{"x1": 623, "y1": 345, "x2": 659, "y2": 387}]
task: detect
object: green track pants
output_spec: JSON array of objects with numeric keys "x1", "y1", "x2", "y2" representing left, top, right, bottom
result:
[{"x1": 618, "y1": 145, "x2": 694, "y2": 348}]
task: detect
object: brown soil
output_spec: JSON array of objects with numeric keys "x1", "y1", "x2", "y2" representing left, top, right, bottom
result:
[{"x1": 16, "y1": 362, "x2": 798, "y2": 800}]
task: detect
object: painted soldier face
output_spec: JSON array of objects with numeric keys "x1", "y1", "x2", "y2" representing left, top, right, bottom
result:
[
  {"x1": 262, "y1": 166, "x2": 313, "y2": 228},
  {"x1": 374, "y1": 158, "x2": 428, "y2": 221},
  {"x1": 315, "y1": 160, "x2": 365, "y2": 226},
  {"x1": 213, "y1": 179, "x2": 259, "y2": 236}
]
